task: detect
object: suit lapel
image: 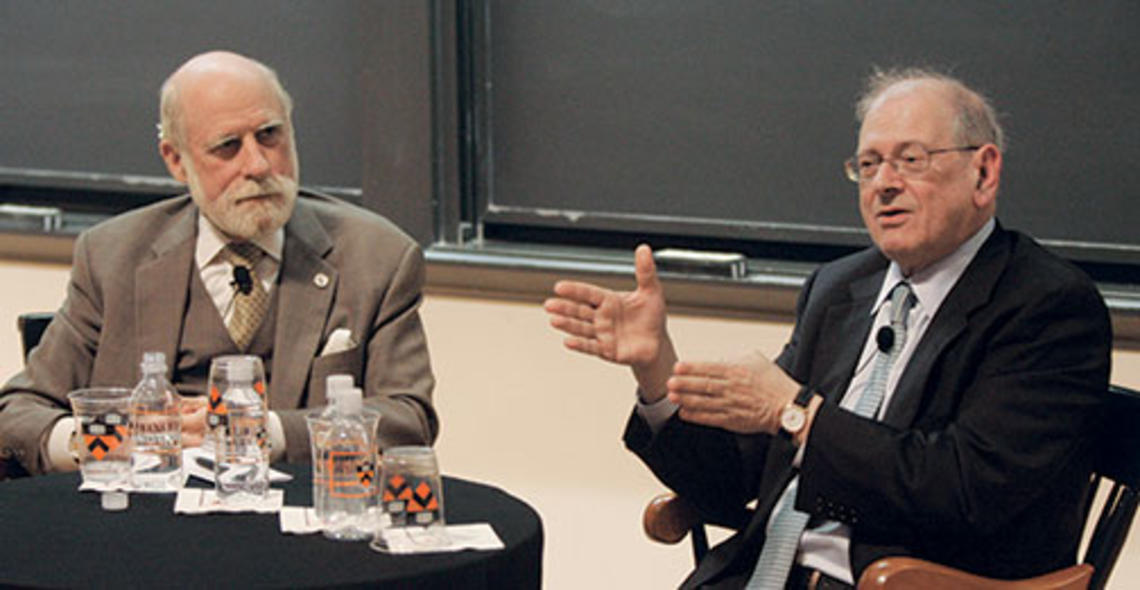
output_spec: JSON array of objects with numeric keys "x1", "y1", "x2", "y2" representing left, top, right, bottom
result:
[
  {"x1": 135, "y1": 205, "x2": 196, "y2": 369},
  {"x1": 882, "y1": 227, "x2": 1012, "y2": 427},
  {"x1": 814, "y1": 271, "x2": 883, "y2": 402},
  {"x1": 269, "y1": 200, "x2": 337, "y2": 410}
]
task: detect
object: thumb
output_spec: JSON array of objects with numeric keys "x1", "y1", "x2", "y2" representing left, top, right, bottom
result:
[{"x1": 633, "y1": 244, "x2": 661, "y2": 293}]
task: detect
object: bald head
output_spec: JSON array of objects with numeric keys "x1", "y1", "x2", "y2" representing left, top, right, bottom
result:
[
  {"x1": 855, "y1": 68, "x2": 1004, "y2": 153},
  {"x1": 159, "y1": 51, "x2": 293, "y2": 149}
]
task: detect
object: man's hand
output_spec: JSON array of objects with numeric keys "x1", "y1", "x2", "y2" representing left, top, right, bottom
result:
[
  {"x1": 666, "y1": 351, "x2": 801, "y2": 434},
  {"x1": 179, "y1": 395, "x2": 208, "y2": 448},
  {"x1": 544, "y1": 244, "x2": 677, "y2": 398}
]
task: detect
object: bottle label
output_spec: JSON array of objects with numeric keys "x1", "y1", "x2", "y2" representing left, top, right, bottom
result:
[{"x1": 325, "y1": 451, "x2": 372, "y2": 498}]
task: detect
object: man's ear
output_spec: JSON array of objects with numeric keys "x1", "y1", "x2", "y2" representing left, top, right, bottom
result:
[
  {"x1": 973, "y1": 144, "x2": 1002, "y2": 207},
  {"x1": 159, "y1": 139, "x2": 188, "y2": 184}
]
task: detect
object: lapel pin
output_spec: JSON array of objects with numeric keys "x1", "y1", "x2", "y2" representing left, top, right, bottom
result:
[{"x1": 313, "y1": 273, "x2": 330, "y2": 288}]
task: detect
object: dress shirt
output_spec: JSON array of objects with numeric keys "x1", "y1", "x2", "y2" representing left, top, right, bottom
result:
[{"x1": 195, "y1": 214, "x2": 283, "y2": 323}]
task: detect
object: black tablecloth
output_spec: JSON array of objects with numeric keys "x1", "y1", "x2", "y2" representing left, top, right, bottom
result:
[{"x1": 0, "y1": 465, "x2": 543, "y2": 589}]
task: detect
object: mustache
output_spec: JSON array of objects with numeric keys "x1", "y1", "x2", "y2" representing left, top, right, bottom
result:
[{"x1": 228, "y1": 175, "x2": 296, "y2": 202}]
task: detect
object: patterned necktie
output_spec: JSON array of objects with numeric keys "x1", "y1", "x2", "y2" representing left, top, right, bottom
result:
[
  {"x1": 223, "y1": 242, "x2": 269, "y2": 351},
  {"x1": 746, "y1": 282, "x2": 914, "y2": 589},
  {"x1": 854, "y1": 282, "x2": 914, "y2": 418}
]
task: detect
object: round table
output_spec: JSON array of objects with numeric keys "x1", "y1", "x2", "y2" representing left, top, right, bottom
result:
[{"x1": 0, "y1": 465, "x2": 543, "y2": 589}]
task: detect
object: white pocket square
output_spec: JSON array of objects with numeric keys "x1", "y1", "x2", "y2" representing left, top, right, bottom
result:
[{"x1": 320, "y1": 328, "x2": 356, "y2": 356}]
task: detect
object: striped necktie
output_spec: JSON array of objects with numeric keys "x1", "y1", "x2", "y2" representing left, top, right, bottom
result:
[
  {"x1": 746, "y1": 282, "x2": 913, "y2": 589},
  {"x1": 223, "y1": 242, "x2": 269, "y2": 351}
]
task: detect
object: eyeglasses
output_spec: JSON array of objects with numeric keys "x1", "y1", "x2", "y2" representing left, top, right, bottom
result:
[{"x1": 843, "y1": 143, "x2": 981, "y2": 183}]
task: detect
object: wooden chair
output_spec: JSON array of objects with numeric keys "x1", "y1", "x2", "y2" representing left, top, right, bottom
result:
[
  {"x1": 0, "y1": 312, "x2": 54, "y2": 480},
  {"x1": 643, "y1": 384, "x2": 1140, "y2": 590}
]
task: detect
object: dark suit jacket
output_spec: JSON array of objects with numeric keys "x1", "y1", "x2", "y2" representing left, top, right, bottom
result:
[
  {"x1": 625, "y1": 223, "x2": 1112, "y2": 588},
  {"x1": 0, "y1": 191, "x2": 438, "y2": 473}
]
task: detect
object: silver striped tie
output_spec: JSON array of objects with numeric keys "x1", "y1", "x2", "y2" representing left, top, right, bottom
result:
[{"x1": 746, "y1": 282, "x2": 913, "y2": 589}]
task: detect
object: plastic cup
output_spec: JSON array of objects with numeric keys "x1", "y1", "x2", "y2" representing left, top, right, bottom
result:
[
  {"x1": 370, "y1": 446, "x2": 449, "y2": 552},
  {"x1": 67, "y1": 387, "x2": 133, "y2": 486}
]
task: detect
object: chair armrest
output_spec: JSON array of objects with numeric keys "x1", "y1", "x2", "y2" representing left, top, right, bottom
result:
[
  {"x1": 643, "y1": 493, "x2": 703, "y2": 544},
  {"x1": 857, "y1": 557, "x2": 1093, "y2": 590}
]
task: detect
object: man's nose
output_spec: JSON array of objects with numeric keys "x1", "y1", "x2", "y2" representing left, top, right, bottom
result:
[
  {"x1": 868, "y1": 158, "x2": 905, "y2": 194},
  {"x1": 238, "y1": 138, "x2": 272, "y2": 179}
]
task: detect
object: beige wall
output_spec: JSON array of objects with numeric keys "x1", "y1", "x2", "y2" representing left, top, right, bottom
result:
[{"x1": 2, "y1": 259, "x2": 1138, "y2": 589}]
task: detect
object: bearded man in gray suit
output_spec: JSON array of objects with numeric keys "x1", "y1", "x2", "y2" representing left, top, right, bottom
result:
[{"x1": 0, "y1": 51, "x2": 437, "y2": 475}]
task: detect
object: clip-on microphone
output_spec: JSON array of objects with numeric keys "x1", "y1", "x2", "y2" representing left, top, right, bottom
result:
[
  {"x1": 876, "y1": 325, "x2": 894, "y2": 353},
  {"x1": 231, "y1": 265, "x2": 254, "y2": 295}
]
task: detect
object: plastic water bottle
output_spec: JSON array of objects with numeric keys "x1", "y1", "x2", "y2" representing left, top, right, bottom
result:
[
  {"x1": 317, "y1": 386, "x2": 373, "y2": 540},
  {"x1": 214, "y1": 358, "x2": 269, "y2": 504},
  {"x1": 311, "y1": 375, "x2": 352, "y2": 518},
  {"x1": 129, "y1": 351, "x2": 182, "y2": 491}
]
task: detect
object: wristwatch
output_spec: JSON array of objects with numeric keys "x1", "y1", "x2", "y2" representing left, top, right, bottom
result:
[{"x1": 779, "y1": 384, "x2": 815, "y2": 439}]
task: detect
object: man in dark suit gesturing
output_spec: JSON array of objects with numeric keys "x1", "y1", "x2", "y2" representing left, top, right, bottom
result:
[
  {"x1": 0, "y1": 51, "x2": 437, "y2": 475},
  {"x1": 544, "y1": 69, "x2": 1110, "y2": 588}
]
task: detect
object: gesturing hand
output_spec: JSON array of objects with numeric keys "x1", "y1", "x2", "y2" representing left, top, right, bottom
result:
[
  {"x1": 666, "y1": 351, "x2": 800, "y2": 435},
  {"x1": 543, "y1": 244, "x2": 669, "y2": 366}
]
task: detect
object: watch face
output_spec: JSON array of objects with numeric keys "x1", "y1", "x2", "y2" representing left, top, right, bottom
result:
[{"x1": 781, "y1": 405, "x2": 807, "y2": 433}]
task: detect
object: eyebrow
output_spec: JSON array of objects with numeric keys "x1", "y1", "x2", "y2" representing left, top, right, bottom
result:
[{"x1": 205, "y1": 120, "x2": 287, "y2": 150}]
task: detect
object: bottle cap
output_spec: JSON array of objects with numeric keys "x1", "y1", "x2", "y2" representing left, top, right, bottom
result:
[
  {"x1": 326, "y1": 374, "x2": 354, "y2": 405},
  {"x1": 339, "y1": 387, "x2": 363, "y2": 415},
  {"x1": 140, "y1": 351, "x2": 167, "y2": 375},
  {"x1": 101, "y1": 491, "x2": 129, "y2": 511}
]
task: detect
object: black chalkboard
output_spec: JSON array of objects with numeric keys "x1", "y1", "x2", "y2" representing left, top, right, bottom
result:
[
  {"x1": 475, "y1": 1, "x2": 1140, "y2": 266},
  {"x1": 0, "y1": 0, "x2": 365, "y2": 192}
]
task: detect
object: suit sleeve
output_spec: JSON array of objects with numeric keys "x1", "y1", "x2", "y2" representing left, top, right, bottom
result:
[
  {"x1": 0, "y1": 231, "x2": 104, "y2": 474},
  {"x1": 361, "y1": 242, "x2": 438, "y2": 449}
]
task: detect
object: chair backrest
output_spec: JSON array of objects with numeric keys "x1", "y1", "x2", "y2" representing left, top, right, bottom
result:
[
  {"x1": 1083, "y1": 384, "x2": 1140, "y2": 590},
  {"x1": 17, "y1": 312, "x2": 54, "y2": 361}
]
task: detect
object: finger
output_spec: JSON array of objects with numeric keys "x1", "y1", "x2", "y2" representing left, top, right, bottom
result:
[
  {"x1": 667, "y1": 375, "x2": 721, "y2": 397},
  {"x1": 549, "y1": 315, "x2": 597, "y2": 339},
  {"x1": 553, "y1": 280, "x2": 609, "y2": 308},
  {"x1": 673, "y1": 360, "x2": 730, "y2": 378},
  {"x1": 544, "y1": 298, "x2": 596, "y2": 322},
  {"x1": 633, "y1": 244, "x2": 661, "y2": 293}
]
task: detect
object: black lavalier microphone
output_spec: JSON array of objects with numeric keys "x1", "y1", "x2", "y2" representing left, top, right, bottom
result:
[
  {"x1": 876, "y1": 325, "x2": 894, "y2": 353},
  {"x1": 231, "y1": 265, "x2": 254, "y2": 295}
]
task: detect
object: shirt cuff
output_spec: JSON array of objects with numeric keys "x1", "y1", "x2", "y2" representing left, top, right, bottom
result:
[
  {"x1": 635, "y1": 389, "x2": 679, "y2": 434},
  {"x1": 45, "y1": 417, "x2": 76, "y2": 473},
  {"x1": 267, "y1": 411, "x2": 286, "y2": 463}
]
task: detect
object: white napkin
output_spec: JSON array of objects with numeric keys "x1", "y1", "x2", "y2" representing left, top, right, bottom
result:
[
  {"x1": 279, "y1": 507, "x2": 389, "y2": 535},
  {"x1": 379, "y1": 523, "x2": 505, "y2": 554},
  {"x1": 279, "y1": 506, "x2": 326, "y2": 534},
  {"x1": 174, "y1": 488, "x2": 284, "y2": 514},
  {"x1": 183, "y1": 447, "x2": 293, "y2": 483}
]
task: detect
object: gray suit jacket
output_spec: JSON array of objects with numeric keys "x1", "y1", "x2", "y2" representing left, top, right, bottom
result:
[{"x1": 0, "y1": 191, "x2": 437, "y2": 473}]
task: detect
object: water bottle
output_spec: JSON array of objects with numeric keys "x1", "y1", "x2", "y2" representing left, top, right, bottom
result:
[
  {"x1": 311, "y1": 375, "x2": 352, "y2": 519},
  {"x1": 129, "y1": 351, "x2": 182, "y2": 491},
  {"x1": 214, "y1": 357, "x2": 269, "y2": 504},
  {"x1": 317, "y1": 386, "x2": 373, "y2": 540}
]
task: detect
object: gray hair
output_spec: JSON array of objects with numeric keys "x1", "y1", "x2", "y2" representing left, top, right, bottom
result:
[
  {"x1": 157, "y1": 54, "x2": 294, "y2": 147},
  {"x1": 855, "y1": 67, "x2": 1005, "y2": 152}
]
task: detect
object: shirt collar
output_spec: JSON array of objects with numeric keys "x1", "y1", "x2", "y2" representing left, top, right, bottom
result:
[
  {"x1": 871, "y1": 218, "x2": 995, "y2": 317},
  {"x1": 194, "y1": 213, "x2": 285, "y2": 268}
]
